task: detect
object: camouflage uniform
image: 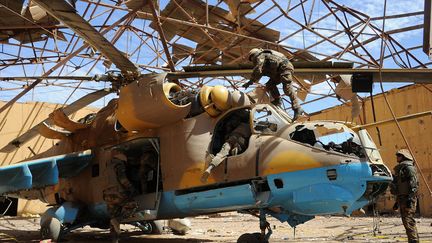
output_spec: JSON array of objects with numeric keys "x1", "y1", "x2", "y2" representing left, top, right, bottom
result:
[
  {"x1": 103, "y1": 151, "x2": 139, "y2": 223},
  {"x1": 201, "y1": 122, "x2": 251, "y2": 182},
  {"x1": 390, "y1": 149, "x2": 419, "y2": 243},
  {"x1": 244, "y1": 49, "x2": 304, "y2": 120},
  {"x1": 139, "y1": 152, "x2": 158, "y2": 193}
]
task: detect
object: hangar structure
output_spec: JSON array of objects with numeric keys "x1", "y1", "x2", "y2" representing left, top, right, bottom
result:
[{"x1": 0, "y1": 0, "x2": 431, "y2": 216}]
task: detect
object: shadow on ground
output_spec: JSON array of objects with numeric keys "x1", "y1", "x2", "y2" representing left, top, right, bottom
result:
[{"x1": 0, "y1": 229, "x2": 214, "y2": 243}]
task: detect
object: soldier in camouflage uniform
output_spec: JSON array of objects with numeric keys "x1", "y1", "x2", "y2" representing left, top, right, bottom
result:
[
  {"x1": 390, "y1": 149, "x2": 419, "y2": 243},
  {"x1": 201, "y1": 116, "x2": 251, "y2": 182},
  {"x1": 243, "y1": 48, "x2": 304, "y2": 120},
  {"x1": 139, "y1": 151, "x2": 158, "y2": 194},
  {"x1": 103, "y1": 149, "x2": 139, "y2": 242}
]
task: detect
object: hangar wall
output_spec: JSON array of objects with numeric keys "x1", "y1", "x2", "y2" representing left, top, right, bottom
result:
[
  {"x1": 310, "y1": 84, "x2": 432, "y2": 216},
  {"x1": 0, "y1": 100, "x2": 98, "y2": 215}
]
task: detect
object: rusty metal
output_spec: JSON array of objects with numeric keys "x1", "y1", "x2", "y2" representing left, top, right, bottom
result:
[
  {"x1": 148, "y1": 0, "x2": 176, "y2": 73},
  {"x1": 0, "y1": 0, "x2": 429, "y2": 118}
]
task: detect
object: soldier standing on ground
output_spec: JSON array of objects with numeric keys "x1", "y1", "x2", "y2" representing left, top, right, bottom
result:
[
  {"x1": 103, "y1": 149, "x2": 139, "y2": 242},
  {"x1": 242, "y1": 48, "x2": 304, "y2": 120},
  {"x1": 390, "y1": 149, "x2": 419, "y2": 243}
]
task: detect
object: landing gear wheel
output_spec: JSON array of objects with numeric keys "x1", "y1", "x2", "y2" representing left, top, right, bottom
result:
[
  {"x1": 40, "y1": 217, "x2": 62, "y2": 241},
  {"x1": 137, "y1": 220, "x2": 164, "y2": 234},
  {"x1": 237, "y1": 233, "x2": 268, "y2": 243}
]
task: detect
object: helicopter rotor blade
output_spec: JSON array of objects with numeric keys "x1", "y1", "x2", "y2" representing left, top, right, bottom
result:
[
  {"x1": 0, "y1": 89, "x2": 113, "y2": 153},
  {"x1": 0, "y1": 76, "x2": 95, "y2": 81},
  {"x1": 32, "y1": 0, "x2": 139, "y2": 77}
]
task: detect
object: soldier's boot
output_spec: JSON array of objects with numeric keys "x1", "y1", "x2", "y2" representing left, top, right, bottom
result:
[
  {"x1": 293, "y1": 106, "x2": 305, "y2": 121},
  {"x1": 271, "y1": 98, "x2": 282, "y2": 106},
  {"x1": 282, "y1": 82, "x2": 304, "y2": 121},
  {"x1": 110, "y1": 218, "x2": 121, "y2": 243}
]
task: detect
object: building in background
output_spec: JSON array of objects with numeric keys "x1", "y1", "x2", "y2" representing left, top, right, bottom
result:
[{"x1": 0, "y1": 100, "x2": 97, "y2": 216}]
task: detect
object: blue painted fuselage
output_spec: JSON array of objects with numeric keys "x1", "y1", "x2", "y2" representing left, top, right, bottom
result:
[{"x1": 86, "y1": 161, "x2": 390, "y2": 227}]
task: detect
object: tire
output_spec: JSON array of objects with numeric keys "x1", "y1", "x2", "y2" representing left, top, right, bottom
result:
[
  {"x1": 40, "y1": 217, "x2": 62, "y2": 241},
  {"x1": 137, "y1": 220, "x2": 164, "y2": 235},
  {"x1": 237, "y1": 233, "x2": 268, "y2": 243}
]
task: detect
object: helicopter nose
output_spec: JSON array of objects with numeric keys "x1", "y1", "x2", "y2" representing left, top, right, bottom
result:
[{"x1": 362, "y1": 163, "x2": 392, "y2": 202}]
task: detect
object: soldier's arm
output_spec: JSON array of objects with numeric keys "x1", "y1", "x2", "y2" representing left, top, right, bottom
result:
[
  {"x1": 250, "y1": 56, "x2": 264, "y2": 82},
  {"x1": 244, "y1": 55, "x2": 265, "y2": 88},
  {"x1": 390, "y1": 174, "x2": 398, "y2": 195},
  {"x1": 208, "y1": 142, "x2": 231, "y2": 168},
  {"x1": 406, "y1": 166, "x2": 419, "y2": 194}
]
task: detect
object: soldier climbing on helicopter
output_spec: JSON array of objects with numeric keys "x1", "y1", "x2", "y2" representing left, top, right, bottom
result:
[{"x1": 243, "y1": 48, "x2": 305, "y2": 120}]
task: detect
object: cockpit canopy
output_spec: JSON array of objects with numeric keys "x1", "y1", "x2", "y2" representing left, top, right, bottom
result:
[{"x1": 288, "y1": 121, "x2": 366, "y2": 158}]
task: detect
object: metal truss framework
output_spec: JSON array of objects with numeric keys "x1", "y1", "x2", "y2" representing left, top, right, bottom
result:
[{"x1": 0, "y1": 0, "x2": 430, "y2": 114}]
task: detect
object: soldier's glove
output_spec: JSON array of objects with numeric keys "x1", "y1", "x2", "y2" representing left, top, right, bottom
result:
[
  {"x1": 242, "y1": 82, "x2": 252, "y2": 89},
  {"x1": 392, "y1": 202, "x2": 399, "y2": 211},
  {"x1": 200, "y1": 165, "x2": 215, "y2": 183},
  {"x1": 231, "y1": 147, "x2": 239, "y2": 156}
]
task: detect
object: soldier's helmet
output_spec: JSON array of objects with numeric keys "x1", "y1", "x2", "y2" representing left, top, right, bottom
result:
[
  {"x1": 396, "y1": 149, "x2": 413, "y2": 161},
  {"x1": 248, "y1": 48, "x2": 263, "y2": 61}
]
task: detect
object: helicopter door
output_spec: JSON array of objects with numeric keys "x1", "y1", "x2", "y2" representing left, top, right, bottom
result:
[
  {"x1": 209, "y1": 108, "x2": 255, "y2": 182},
  {"x1": 134, "y1": 138, "x2": 161, "y2": 218},
  {"x1": 112, "y1": 138, "x2": 161, "y2": 219}
]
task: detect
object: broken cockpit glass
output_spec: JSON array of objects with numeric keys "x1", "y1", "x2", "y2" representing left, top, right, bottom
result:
[
  {"x1": 289, "y1": 122, "x2": 365, "y2": 158},
  {"x1": 253, "y1": 105, "x2": 288, "y2": 133}
]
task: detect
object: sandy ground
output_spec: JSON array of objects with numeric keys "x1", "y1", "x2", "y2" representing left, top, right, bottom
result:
[{"x1": 0, "y1": 213, "x2": 431, "y2": 242}]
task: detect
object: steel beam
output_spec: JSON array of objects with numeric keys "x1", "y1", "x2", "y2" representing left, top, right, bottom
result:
[{"x1": 167, "y1": 68, "x2": 432, "y2": 84}]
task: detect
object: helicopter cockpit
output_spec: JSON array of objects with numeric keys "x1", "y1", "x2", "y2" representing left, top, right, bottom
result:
[
  {"x1": 209, "y1": 104, "x2": 290, "y2": 156},
  {"x1": 210, "y1": 108, "x2": 252, "y2": 156},
  {"x1": 288, "y1": 122, "x2": 366, "y2": 158},
  {"x1": 252, "y1": 105, "x2": 289, "y2": 134}
]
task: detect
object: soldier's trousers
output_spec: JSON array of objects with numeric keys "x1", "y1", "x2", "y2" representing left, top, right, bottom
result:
[
  {"x1": 398, "y1": 196, "x2": 419, "y2": 242},
  {"x1": 265, "y1": 72, "x2": 301, "y2": 110},
  {"x1": 103, "y1": 186, "x2": 139, "y2": 220}
]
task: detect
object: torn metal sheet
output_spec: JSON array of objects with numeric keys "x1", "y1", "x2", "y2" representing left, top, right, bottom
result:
[
  {"x1": 0, "y1": 0, "x2": 65, "y2": 44},
  {"x1": 223, "y1": 0, "x2": 258, "y2": 22},
  {"x1": 335, "y1": 75, "x2": 354, "y2": 101},
  {"x1": 38, "y1": 122, "x2": 70, "y2": 140},
  {"x1": 142, "y1": 0, "x2": 280, "y2": 64},
  {"x1": 172, "y1": 43, "x2": 194, "y2": 63},
  {"x1": 49, "y1": 109, "x2": 90, "y2": 133}
]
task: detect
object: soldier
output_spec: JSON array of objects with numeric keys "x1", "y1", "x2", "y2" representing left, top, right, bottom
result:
[
  {"x1": 390, "y1": 149, "x2": 419, "y2": 243},
  {"x1": 201, "y1": 116, "x2": 251, "y2": 182},
  {"x1": 139, "y1": 151, "x2": 158, "y2": 194},
  {"x1": 242, "y1": 48, "x2": 304, "y2": 120},
  {"x1": 103, "y1": 149, "x2": 139, "y2": 242}
]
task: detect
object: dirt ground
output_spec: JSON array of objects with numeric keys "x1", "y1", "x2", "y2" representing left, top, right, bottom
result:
[{"x1": 0, "y1": 213, "x2": 431, "y2": 242}]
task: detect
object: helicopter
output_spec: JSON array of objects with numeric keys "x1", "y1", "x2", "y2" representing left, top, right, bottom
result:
[
  {"x1": 0, "y1": 70, "x2": 393, "y2": 242},
  {"x1": 0, "y1": 0, "x2": 397, "y2": 242}
]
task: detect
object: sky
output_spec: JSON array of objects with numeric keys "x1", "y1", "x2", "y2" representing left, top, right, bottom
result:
[{"x1": 0, "y1": 0, "x2": 428, "y2": 114}]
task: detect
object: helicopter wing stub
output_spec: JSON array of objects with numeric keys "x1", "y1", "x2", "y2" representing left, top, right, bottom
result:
[
  {"x1": 0, "y1": 89, "x2": 112, "y2": 153},
  {"x1": 0, "y1": 164, "x2": 33, "y2": 195},
  {"x1": 0, "y1": 150, "x2": 92, "y2": 195},
  {"x1": 32, "y1": 0, "x2": 139, "y2": 77}
]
